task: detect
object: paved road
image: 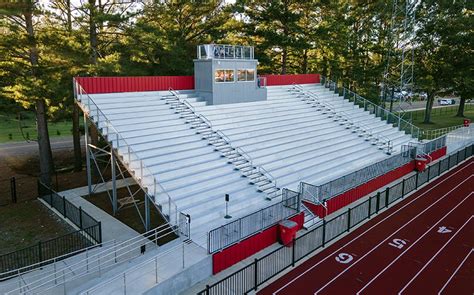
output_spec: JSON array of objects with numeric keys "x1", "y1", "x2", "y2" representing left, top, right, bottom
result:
[{"x1": 0, "y1": 136, "x2": 84, "y2": 157}]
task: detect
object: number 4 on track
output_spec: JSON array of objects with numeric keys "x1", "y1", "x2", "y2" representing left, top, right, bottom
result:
[{"x1": 388, "y1": 238, "x2": 407, "y2": 249}]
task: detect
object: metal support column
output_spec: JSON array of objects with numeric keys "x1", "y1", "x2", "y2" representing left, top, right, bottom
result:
[
  {"x1": 111, "y1": 150, "x2": 117, "y2": 215},
  {"x1": 145, "y1": 194, "x2": 151, "y2": 231},
  {"x1": 84, "y1": 113, "x2": 92, "y2": 194}
]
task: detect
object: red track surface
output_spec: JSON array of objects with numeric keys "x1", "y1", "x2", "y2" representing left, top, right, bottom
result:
[{"x1": 259, "y1": 159, "x2": 474, "y2": 295}]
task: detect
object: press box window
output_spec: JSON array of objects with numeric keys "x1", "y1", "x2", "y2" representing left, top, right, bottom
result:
[
  {"x1": 237, "y1": 69, "x2": 255, "y2": 82},
  {"x1": 215, "y1": 69, "x2": 235, "y2": 82}
]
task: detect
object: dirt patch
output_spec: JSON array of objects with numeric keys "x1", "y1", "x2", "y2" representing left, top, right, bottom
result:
[{"x1": 0, "y1": 199, "x2": 74, "y2": 255}]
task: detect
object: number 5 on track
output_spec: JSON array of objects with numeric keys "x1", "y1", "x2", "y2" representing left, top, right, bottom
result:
[{"x1": 388, "y1": 238, "x2": 407, "y2": 249}]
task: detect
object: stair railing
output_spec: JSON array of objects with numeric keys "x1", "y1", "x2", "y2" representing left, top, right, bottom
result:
[
  {"x1": 292, "y1": 84, "x2": 393, "y2": 154},
  {"x1": 74, "y1": 79, "x2": 179, "y2": 227},
  {"x1": 321, "y1": 76, "x2": 421, "y2": 140}
]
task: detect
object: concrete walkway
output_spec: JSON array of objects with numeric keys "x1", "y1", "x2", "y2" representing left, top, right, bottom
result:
[{"x1": 58, "y1": 178, "x2": 141, "y2": 242}]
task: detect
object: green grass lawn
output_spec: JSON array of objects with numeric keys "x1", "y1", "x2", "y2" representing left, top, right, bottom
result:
[
  {"x1": 409, "y1": 108, "x2": 474, "y2": 130},
  {"x1": 0, "y1": 112, "x2": 77, "y2": 143}
]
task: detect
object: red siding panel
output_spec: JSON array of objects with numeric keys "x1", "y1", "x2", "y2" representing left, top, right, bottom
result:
[
  {"x1": 75, "y1": 74, "x2": 320, "y2": 94},
  {"x1": 212, "y1": 212, "x2": 304, "y2": 274},
  {"x1": 261, "y1": 74, "x2": 320, "y2": 86},
  {"x1": 75, "y1": 76, "x2": 194, "y2": 94}
]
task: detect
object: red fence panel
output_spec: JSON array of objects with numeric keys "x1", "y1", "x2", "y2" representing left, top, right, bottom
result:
[
  {"x1": 212, "y1": 212, "x2": 304, "y2": 274},
  {"x1": 261, "y1": 74, "x2": 320, "y2": 86},
  {"x1": 75, "y1": 76, "x2": 195, "y2": 94}
]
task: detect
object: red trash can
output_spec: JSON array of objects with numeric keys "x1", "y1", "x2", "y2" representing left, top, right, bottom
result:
[
  {"x1": 464, "y1": 119, "x2": 471, "y2": 127},
  {"x1": 278, "y1": 220, "x2": 298, "y2": 247},
  {"x1": 415, "y1": 157, "x2": 427, "y2": 171}
]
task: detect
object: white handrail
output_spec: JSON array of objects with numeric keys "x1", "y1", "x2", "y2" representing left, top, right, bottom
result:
[
  {"x1": 291, "y1": 84, "x2": 393, "y2": 154},
  {"x1": 75, "y1": 79, "x2": 179, "y2": 227},
  {"x1": 0, "y1": 239, "x2": 116, "y2": 283},
  {"x1": 80, "y1": 232, "x2": 208, "y2": 295},
  {"x1": 6, "y1": 223, "x2": 177, "y2": 294}
]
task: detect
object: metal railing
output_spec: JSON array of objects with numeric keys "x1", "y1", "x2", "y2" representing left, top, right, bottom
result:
[
  {"x1": 321, "y1": 76, "x2": 421, "y2": 139},
  {"x1": 81, "y1": 232, "x2": 207, "y2": 295},
  {"x1": 5, "y1": 223, "x2": 178, "y2": 294},
  {"x1": 408, "y1": 135, "x2": 447, "y2": 156},
  {"x1": 74, "y1": 79, "x2": 180, "y2": 228},
  {"x1": 257, "y1": 76, "x2": 267, "y2": 88},
  {"x1": 421, "y1": 125, "x2": 465, "y2": 140},
  {"x1": 198, "y1": 144, "x2": 473, "y2": 295},
  {"x1": 197, "y1": 44, "x2": 254, "y2": 60},
  {"x1": 207, "y1": 193, "x2": 300, "y2": 254},
  {"x1": 291, "y1": 84, "x2": 393, "y2": 154},
  {"x1": 166, "y1": 88, "x2": 279, "y2": 199},
  {"x1": 300, "y1": 146, "x2": 417, "y2": 203}
]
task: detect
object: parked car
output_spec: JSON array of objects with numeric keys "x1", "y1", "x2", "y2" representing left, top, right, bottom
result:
[{"x1": 438, "y1": 99, "x2": 456, "y2": 105}]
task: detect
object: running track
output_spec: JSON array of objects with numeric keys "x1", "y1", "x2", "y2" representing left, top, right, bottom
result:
[{"x1": 259, "y1": 158, "x2": 474, "y2": 295}]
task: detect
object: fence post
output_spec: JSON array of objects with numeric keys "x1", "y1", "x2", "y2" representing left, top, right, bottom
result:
[
  {"x1": 368, "y1": 197, "x2": 372, "y2": 218},
  {"x1": 347, "y1": 207, "x2": 351, "y2": 232},
  {"x1": 10, "y1": 177, "x2": 17, "y2": 203},
  {"x1": 61, "y1": 196, "x2": 67, "y2": 217},
  {"x1": 254, "y1": 258, "x2": 258, "y2": 291},
  {"x1": 376, "y1": 192, "x2": 380, "y2": 213},
  {"x1": 415, "y1": 172, "x2": 419, "y2": 189},
  {"x1": 79, "y1": 207, "x2": 83, "y2": 229},
  {"x1": 401, "y1": 178, "x2": 406, "y2": 197},
  {"x1": 98, "y1": 221, "x2": 102, "y2": 243},
  {"x1": 292, "y1": 237, "x2": 296, "y2": 267},
  {"x1": 322, "y1": 219, "x2": 326, "y2": 247},
  {"x1": 205, "y1": 285, "x2": 210, "y2": 295},
  {"x1": 385, "y1": 187, "x2": 389, "y2": 207},
  {"x1": 38, "y1": 241, "x2": 43, "y2": 264},
  {"x1": 427, "y1": 165, "x2": 431, "y2": 182}
]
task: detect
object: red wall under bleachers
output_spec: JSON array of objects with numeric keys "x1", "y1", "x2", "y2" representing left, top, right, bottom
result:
[
  {"x1": 212, "y1": 212, "x2": 304, "y2": 274},
  {"x1": 303, "y1": 147, "x2": 448, "y2": 218},
  {"x1": 75, "y1": 74, "x2": 320, "y2": 94}
]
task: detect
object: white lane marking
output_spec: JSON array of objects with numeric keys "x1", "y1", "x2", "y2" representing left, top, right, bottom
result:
[
  {"x1": 437, "y1": 248, "x2": 474, "y2": 295},
  {"x1": 335, "y1": 253, "x2": 353, "y2": 264},
  {"x1": 356, "y1": 193, "x2": 473, "y2": 295},
  {"x1": 397, "y1": 217, "x2": 474, "y2": 294},
  {"x1": 314, "y1": 178, "x2": 473, "y2": 295},
  {"x1": 272, "y1": 162, "x2": 473, "y2": 295},
  {"x1": 437, "y1": 226, "x2": 452, "y2": 234},
  {"x1": 388, "y1": 239, "x2": 408, "y2": 249}
]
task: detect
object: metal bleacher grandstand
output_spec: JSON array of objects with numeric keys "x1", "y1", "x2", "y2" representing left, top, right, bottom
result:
[{"x1": 80, "y1": 80, "x2": 414, "y2": 248}]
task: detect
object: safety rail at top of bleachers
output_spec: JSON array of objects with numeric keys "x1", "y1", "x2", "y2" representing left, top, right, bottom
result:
[
  {"x1": 290, "y1": 84, "x2": 393, "y2": 155},
  {"x1": 73, "y1": 79, "x2": 180, "y2": 228},
  {"x1": 320, "y1": 76, "x2": 422, "y2": 140}
]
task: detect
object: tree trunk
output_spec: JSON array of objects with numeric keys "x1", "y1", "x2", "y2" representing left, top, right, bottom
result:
[
  {"x1": 89, "y1": 0, "x2": 98, "y2": 65},
  {"x1": 423, "y1": 92, "x2": 435, "y2": 124},
  {"x1": 281, "y1": 47, "x2": 287, "y2": 75},
  {"x1": 72, "y1": 102, "x2": 82, "y2": 171},
  {"x1": 24, "y1": 4, "x2": 54, "y2": 185},
  {"x1": 456, "y1": 96, "x2": 466, "y2": 117},
  {"x1": 36, "y1": 99, "x2": 54, "y2": 185},
  {"x1": 302, "y1": 49, "x2": 308, "y2": 74}
]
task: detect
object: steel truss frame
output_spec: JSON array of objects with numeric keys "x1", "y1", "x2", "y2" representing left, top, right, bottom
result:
[{"x1": 83, "y1": 114, "x2": 151, "y2": 231}]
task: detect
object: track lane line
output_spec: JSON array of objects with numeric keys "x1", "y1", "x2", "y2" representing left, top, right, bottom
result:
[
  {"x1": 398, "y1": 215, "x2": 474, "y2": 294},
  {"x1": 437, "y1": 248, "x2": 474, "y2": 295},
  {"x1": 313, "y1": 176, "x2": 473, "y2": 295},
  {"x1": 272, "y1": 161, "x2": 473, "y2": 295}
]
